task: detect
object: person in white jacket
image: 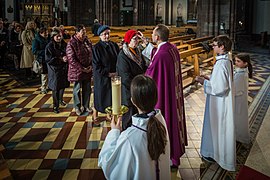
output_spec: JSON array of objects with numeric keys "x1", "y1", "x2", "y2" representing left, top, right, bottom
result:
[
  {"x1": 195, "y1": 35, "x2": 236, "y2": 171},
  {"x1": 234, "y1": 53, "x2": 252, "y2": 144},
  {"x1": 98, "y1": 74, "x2": 171, "y2": 180}
]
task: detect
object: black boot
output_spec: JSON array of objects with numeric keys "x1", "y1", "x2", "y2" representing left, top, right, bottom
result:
[{"x1": 53, "y1": 107, "x2": 60, "y2": 114}]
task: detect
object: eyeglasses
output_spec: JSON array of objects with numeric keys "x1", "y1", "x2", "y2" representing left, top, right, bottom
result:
[
  {"x1": 212, "y1": 44, "x2": 218, "y2": 47},
  {"x1": 101, "y1": 32, "x2": 110, "y2": 36}
]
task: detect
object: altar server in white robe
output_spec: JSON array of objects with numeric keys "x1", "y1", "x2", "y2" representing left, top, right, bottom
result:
[
  {"x1": 234, "y1": 53, "x2": 252, "y2": 144},
  {"x1": 98, "y1": 75, "x2": 170, "y2": 180},
  {"x1": 195, "y1": 35, "x2": 236, "y2": 171}
]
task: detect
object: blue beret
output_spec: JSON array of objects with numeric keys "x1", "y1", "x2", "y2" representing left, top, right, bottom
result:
[{"x1": 97, "y1": 25, "x2": 110, "y2": 36}]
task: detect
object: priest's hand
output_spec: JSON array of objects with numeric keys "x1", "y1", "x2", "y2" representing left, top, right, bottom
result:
[
  {"x1": 111, "y1": 116, "x2": 122, "y2": 131},
  {"x1": 138, "y1": 31, "x2": 149, "y2": 47}
]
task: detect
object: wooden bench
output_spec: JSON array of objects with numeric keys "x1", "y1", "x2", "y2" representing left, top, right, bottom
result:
[
  {"x1": 177, "y1": 44, "x2": 190, "y2": 51},
  {"x1": 170, "y1": 26, "x2": 197, "y2": 35},
  {"x1": 179, "y1": 46, "x2": 215, "y2": 88},
  {"x1": 183, "y1": 36, "x2": 214, "y2": 49},
  {"x1": 170, "y1": 34, "x2": 196, "y2": 46},
  {"x1": 179, "y1": 47, "x2": 203, "y2": 88}
]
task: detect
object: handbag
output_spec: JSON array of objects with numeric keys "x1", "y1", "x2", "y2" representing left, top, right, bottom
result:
[{"x1": 32, "y1": 59, "x2": 43, "y2": 74}]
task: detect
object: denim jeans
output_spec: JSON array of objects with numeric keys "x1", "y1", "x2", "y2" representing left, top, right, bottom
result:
[{"x1": 73, "y1": 79, "x2": 91, "y2": 110}]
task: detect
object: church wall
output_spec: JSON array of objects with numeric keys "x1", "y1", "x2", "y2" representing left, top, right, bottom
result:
[
  {"x1": 252, "y1": 0, "x2": 270, "y2": 34},
  {"x1": 5, "y1": 0, "x2": 14, "y2": 22}
]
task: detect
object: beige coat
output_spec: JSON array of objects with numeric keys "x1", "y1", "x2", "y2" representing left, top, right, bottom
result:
[{"x1": 20, "y1": 22, "x2": 35, "y2": 68}]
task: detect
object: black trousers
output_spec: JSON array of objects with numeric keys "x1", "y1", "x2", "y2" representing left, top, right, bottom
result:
[
  {"x1": 0, "y1": 46, "x2": 7, "y2": 67},
  {"x1": 52, "y1": 88, "x2": 65, "y2": 108}
]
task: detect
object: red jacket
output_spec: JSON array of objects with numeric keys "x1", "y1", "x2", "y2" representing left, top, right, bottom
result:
[{"x1": 66, "y1": 35, "x2": 93, "y2": 82}]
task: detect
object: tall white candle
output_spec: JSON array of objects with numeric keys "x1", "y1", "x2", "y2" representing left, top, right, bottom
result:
[{"x1": 111, "y1": 76, "x2": 121, "y2": 115}]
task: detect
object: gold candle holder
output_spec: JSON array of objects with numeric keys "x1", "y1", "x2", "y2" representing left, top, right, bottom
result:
[{"x1": 105, "y1": 105, "x2": 129, "y2": 123}]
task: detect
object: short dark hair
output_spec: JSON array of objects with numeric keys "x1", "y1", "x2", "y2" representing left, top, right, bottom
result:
[
  {"x1": 235, "y1": 53, "x2": 253, "y2": 78},
  {"x1": 155, "y1": 24, "x2": 169, "y2": 42},
  {"x1": 213, "y1": 35, "x2": 232, "y2": 52},
  {"x1": 75, "y1": 24, "x2": 85, "y2": 32},
  {"x1": 39, "y1": 27, "x2": 47, "y2": 34}
]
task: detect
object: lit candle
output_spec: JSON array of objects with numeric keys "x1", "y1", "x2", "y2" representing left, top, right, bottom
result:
[{"x1": 111, "y1": 76, "x2": 121, "y2": 115}]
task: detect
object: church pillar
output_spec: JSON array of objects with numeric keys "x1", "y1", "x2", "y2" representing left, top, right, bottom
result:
[
  {"x1": 111, "y1": 0, "x2": 119, "y2": 26},
  {"x1": 66, "y1": 0, "x2": 72, "y2": 25},
  {"x1": 165, "y1": 0, "x2": 170, "y2": 25},
  {"x1": 197, "y1": 0, "x2": 237, "y2": 38},
  {"x1": 133, "y1": 0, "x2": 138, "y2": 25}
]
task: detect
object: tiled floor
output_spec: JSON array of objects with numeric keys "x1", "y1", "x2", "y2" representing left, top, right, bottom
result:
[{"x1": 0, "y1": 51, "x2": 270, "y2": 179}]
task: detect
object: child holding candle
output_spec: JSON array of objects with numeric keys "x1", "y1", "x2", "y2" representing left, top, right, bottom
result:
[{"x1": 98, "y1": 75, "x2": 170, "y2": 180}]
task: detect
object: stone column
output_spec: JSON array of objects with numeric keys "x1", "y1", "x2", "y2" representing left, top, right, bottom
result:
[
  {"x1": 133, "y1": 0, "x2": 138, "y2": 25},
  {"x1": 197, "y1": 0, "x2": 236, "y2": 37}
]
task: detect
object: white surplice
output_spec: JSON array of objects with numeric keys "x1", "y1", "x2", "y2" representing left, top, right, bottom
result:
[
  {"x1": 234, "y1": 67, "x2": 250, "y2": 143},
  {"x1": 201, "y1": 54, "x2": 236, "y2": 171},
  {"x1": 98, "y1": 110, "x2": 171, "y2": 180}
]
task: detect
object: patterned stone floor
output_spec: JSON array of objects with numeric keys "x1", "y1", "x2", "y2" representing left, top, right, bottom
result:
[{"x1": 0, "y1": 52, "x2": 269, "y2": 179}]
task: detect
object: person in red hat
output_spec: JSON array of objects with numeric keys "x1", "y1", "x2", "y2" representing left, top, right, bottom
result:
[{"x1": 116, "y1": 29, "x2": 147, "y2": 130}]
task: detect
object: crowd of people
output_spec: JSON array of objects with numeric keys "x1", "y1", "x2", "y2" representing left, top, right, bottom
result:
[{"x1": 1, "y1": 17, "x2": 252, "y2": 179}]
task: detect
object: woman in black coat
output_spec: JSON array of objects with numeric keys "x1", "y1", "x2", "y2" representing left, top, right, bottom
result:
[
  {"x1": 45, "y1": 28, "x2": 70, "y2": 113},
  {"x1": 116, "y1": 29, "x2": 147, "y2": 130},
  {"x1": 92, "y1": 25, "x2": 120, "y2": 121}
]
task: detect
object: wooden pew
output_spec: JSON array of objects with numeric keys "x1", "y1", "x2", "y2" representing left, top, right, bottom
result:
[
  {"x1": 179, "y1": 47, "x2": 204, "y2": 88},
  {"x1": 179, "y1": 46, "x2": 215, "y2": 88},
  {"x1": 170, "y1": 34, "x2": 196, "y2": 46},
  {"x1": 183, "y1": 36, "x2": 214, "y2": 49},
  {"x1": 177, "y1": 44, "x2": 190, "y2": 51}
]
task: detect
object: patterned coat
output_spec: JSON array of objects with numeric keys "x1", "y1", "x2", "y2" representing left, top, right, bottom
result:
[{"x1": 66, "y1": 35, "x2": 93, "y2": 82}]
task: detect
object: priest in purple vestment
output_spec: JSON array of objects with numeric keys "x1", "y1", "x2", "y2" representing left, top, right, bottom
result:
[{"x1": 143, "y1": 24, "x2": 187, "y2": 167}]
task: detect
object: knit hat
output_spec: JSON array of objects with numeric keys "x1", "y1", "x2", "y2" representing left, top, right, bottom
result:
[
  {"x1": 97, "y1": 25, "x2": 110, "y2": 36},
  {"x1": 124, "y1": 30, "x2": 137, "y2": 44}
]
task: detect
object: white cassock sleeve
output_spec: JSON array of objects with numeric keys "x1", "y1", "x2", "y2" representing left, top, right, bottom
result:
[
  {"x1": 234, "y1": 73, "x2": 244, "y2": 96},
  {"x1": 204, "y1": 63, "x2": 230, "y2": 96},
  {"x1": 142, "y1": 43, "x2": 154, "y2": 60},
  {"x1": 98, "y1": 129, "x2": 135, "y2": 179}
]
